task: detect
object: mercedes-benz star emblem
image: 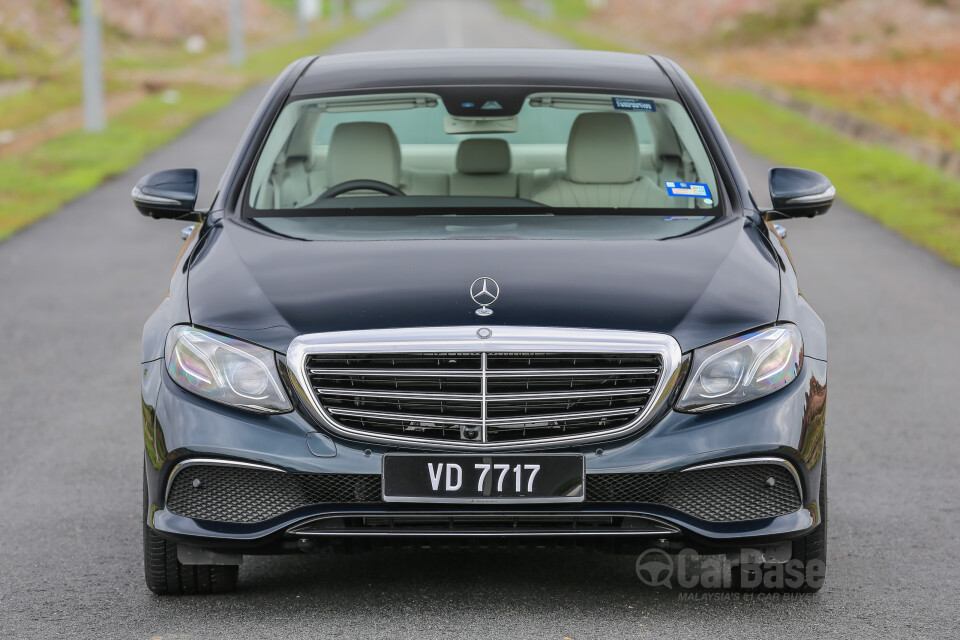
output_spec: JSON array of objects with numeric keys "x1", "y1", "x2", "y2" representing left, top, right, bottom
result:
[{"x1": 470, "y1": 277, "x2": 499, "y2": 317}]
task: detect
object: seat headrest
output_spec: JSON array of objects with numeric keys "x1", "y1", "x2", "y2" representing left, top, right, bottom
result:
[
  {"x1": 647, "y1": 111, "x2": 683, "y2": 170},
  {"x1": 326, "y1": 122, "x2": 401, "y2": 187},
  {"x1": 566, "y1": 112, "x2": 639, "y2": 184},
  {"x1": 285, "y1": 106, "x2": 322, "y2": 164},
  {"x1": 456, "y1": 138, "x2": 512, "y2": 175}
]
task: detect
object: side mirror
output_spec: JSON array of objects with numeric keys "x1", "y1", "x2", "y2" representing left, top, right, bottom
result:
[
  {"x1": 132, "y1": 168, "x2": 201, "y2": 220},
  {"x1": 767, "y1": 167, "x2": 835, "y2": 219}
]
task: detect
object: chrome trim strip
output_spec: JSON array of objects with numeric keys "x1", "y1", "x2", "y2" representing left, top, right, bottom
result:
[
  {"x1": 328, "y1": 404, "x2": 640, "y2": 427},
  {"x1": 328, "y1": 407, "x2": 483, "y2": 425},
  {"x1": 287, "y1": 326, "x2": 683, "y2": 450},
  {"x1": 310, "y1": 368, "x2": 480, "y2": 377},
  {"x1": 317, "y1": 388, "x2": 483, "y2": 402},
  {"x1": 488, "y1": 407, "x2": 640, "y2": 426},
  {"x1": 309, "y1": 367, "x2": 659, "y2": 377},
  {"x1": 486, "y1": 367, "x2": 660, "y2": 377},
  {"x1": 486, "y1": 387, "x2": 652, "y2": 401},
  {"x1": 682, "y1": 457, "x2": 803, "y2": 501},
  {"x1": 784, "y1": 185, "x2": 836, "y2": 205},
  {"x1": 314, "y1": 386, "x2": 650, "y2": 402},
  {"x1": 287, "y1": 512, "x2": 681, "y2": 537},
  {"x1": 164, "y1": 458, "x2": 285, "y2": 505},
  {"x1": 131, "y1": 185, "x2": 182, "y2": 206},
  {"x1": 288, "y1": 529, "x2": 676, "y2": 537},
  {"x1": 480, "y1": 352, "x2": 489, "y2": 442}
]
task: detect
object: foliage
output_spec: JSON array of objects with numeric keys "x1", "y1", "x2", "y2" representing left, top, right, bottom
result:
[
  {"x1": 697, "y1": 79, "x2": 960, "y2": 267},
  {"x1": 722, "y1": 0, "x2": 827, "y2": 43},
  {"x1": 0, "y1": 5, "x2": 398, "y2": 241},
  {"x1": 499, "y1": 0, "x2": 960, "y2": 268}
]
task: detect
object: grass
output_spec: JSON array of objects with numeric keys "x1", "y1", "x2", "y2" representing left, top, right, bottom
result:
[
  {"x1": 720, "y1": 0, "x2": 826, "y2": 43},
  {"x1": 497, "y1": 0, "x2": 960, "y2": 267},
  {"x1": 0, "y1": 78, "x2": 84, "y2": 131},
  {"x1": 696, "y1": 80, "x2": 960, "y2": 266},
  {"x1": 0, "y1": 86, "x2": 235, "y2": 239},
  {"x1": 786, "y1": 86, "x2": 960, "y2": 153},
  {"x1": 0, "y1": 6, "x2": 398, "y2": 243}
]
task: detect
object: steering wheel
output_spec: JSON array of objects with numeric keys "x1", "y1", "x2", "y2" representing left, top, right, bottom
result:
[{"x1": 319, "y1": 179, "x2": 405, "y2": 199}]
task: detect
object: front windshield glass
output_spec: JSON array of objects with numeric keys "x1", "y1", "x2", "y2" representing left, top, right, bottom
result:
[{"x1": 246, "y1": 90, "x2": 721, "y2": 239}]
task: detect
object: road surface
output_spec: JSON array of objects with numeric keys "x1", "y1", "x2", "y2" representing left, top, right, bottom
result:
[{"x1": 1, "y1": 1, "x2": 958, "y2": 637}]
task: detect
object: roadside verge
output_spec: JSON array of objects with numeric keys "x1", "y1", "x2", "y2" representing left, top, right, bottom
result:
[
  {"x1": 498, "y1": 1, "x2": 960, "y2": 268},
  {"x1": 0, "y1": 5, "x2": 399, "y2": 242}
]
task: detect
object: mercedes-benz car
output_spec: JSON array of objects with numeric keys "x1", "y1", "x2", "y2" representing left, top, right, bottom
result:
[{"x1": 136, "y1": 49, "x2": 832, "y2": 595}]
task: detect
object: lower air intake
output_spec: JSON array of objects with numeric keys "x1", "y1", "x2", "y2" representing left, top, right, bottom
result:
[
  {"x1": 587, "y1": 463, "x2": 802, "y2": 522},
  {"x1": 165, "y1": 462, "x2": 801, "y2": 524},
  {"x1": 166, "y1": 465, "x2": 380, "y2": 524}
]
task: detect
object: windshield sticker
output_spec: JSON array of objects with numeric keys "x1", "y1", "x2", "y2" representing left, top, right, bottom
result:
[
  {"x1": 666, "y1": 182, "x2": 712, "y2": 199},
  {"x1": 612, "y1": 97, "x2": 656, "y2": 112},
  {"x1": 665, "y1": 215, "x2": 710, "y2": 221}
]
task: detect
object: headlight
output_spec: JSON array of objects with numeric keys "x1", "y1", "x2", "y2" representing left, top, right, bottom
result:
[
  {"x1": 165, "y1": 326, "x2": 292, "y2": 413},
  {"x1": 676, "y1": 324, "x2": 802, "y2": 412}
]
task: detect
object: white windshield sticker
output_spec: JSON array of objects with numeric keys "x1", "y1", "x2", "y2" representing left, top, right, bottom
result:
[{"x1": 612, "y1": 97, "x2": 656, "y2": 112}]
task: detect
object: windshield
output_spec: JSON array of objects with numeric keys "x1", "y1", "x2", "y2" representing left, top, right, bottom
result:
[{"x1": 246, "y1": 90, "x2": 721, "y2": 239}]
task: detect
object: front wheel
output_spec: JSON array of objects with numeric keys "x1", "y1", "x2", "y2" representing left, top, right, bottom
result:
[
  {"x1": 789, "y1": 448, "x2": 827, "y2": 592},
  {"x1": 733, "y1": 450, "x2": 827, "y2": 593},
  {"x1": 143, "y1": 465, "x2": 239, "y2": 595}
]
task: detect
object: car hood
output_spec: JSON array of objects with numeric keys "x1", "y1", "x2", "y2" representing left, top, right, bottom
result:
[{"x1": 187, "y1": 217, "x2": 781, "y2": 354}]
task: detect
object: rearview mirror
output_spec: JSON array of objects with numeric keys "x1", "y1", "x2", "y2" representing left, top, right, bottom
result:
[
  {"x1": 767, "y1": 167, "x2": 835, "y2": 219},
  {"x1": 132, "y1": 168, "x2": 201, "y2": 220}
]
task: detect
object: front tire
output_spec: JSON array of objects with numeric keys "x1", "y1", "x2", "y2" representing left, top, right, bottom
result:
[
  {"x1": 733, "y1": 450, "x2": 827, "y2": 592},
  {"x1": 143, "y1": 466, "x2": 239, "y2": 595},
  {"x1": 789, "y1": 449, "x2": 827, "y2": 592}
]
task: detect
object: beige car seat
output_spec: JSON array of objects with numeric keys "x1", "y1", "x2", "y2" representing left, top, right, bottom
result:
[
  {"x1": 449, "y1": 138, "x2": 517, "y2": 197},
  {"x1": 530, "y1": 112, "x2": 671, "y2": 209},
  {"x1": 326, "y1": 121, "x2": 402, "y2": 189}
]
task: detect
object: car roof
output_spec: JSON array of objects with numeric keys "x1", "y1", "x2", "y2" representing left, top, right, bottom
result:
[{"x1": 290, "y1": 49, "x2": 679, "y2": 99}]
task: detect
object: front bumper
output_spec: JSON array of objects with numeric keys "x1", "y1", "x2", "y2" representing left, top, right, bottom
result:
[{"x1": 142, "y1": 356, "x2": 827, "y2": 553}]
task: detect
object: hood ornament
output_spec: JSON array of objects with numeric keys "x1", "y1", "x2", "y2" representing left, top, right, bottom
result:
[{"x1": 470, "y1": 277, "x2": 499, "y2": 317}]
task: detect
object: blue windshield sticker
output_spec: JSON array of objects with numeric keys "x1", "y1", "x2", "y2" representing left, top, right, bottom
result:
[
  {"x1": 665, "y1": 182, "x2": 712, "y2": 199},
  {"x1": 612, "y1": 97, "x2": 656, "y2": 112}
]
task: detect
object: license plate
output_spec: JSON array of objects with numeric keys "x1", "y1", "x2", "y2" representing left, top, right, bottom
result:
[{"x1": 382, "y1": 454, "x2": 585, "y2": 503}]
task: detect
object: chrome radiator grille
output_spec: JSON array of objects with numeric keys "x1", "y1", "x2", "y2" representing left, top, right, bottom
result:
[{"x1": 307, "y1": 352, "x2": 663, "y2": 444}]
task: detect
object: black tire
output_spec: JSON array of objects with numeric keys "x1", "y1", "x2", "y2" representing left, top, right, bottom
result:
[
  {"x1": 789, "y1": 448, "x2": 827, "y2": 592},
  {"x1": 732, "y1": 450, "x2": 827, "y2": 592},
  {"x1": 143, "y1": 466, "x2": 239, "y2": 595}
]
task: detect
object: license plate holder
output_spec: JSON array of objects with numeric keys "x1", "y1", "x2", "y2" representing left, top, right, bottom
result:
[{"x1": 382, "y1": 453, "x2": 585, "y2": 504}]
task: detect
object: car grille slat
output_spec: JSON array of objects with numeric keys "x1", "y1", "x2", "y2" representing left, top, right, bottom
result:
[
  {"x1": 485, "y1": 367, "x2": 659, "y2": 377},
  {"x1": 307, "y1": 352, "x2": 663, "y2": 444},
  {"x1": 328, "y1": 407, "x2": 484, "y2": 425},
  {"x1": 317, "y1": 388, "x2": 484, "y2": 402},
  {"x1": 487, "y1": 388, "x2": 651, "y2": 401},
  {"x1": 310, "y1": 368, "x2": 483, "y2": 377},
  {"x1": 485, "y1": 407, "x2": 640, "y2": 425}
]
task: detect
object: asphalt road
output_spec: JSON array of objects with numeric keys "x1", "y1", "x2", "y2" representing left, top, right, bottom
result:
[{"x1": 2, "y1": 1, "x2": 959, "y2": 637}]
